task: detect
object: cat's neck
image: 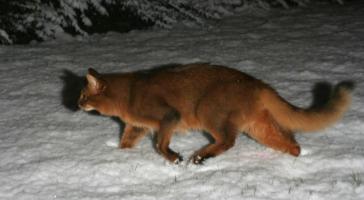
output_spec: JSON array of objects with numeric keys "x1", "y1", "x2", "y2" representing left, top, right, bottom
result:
[{"x1": 102, "y1": 73, "x2": 134, "y2": 118}]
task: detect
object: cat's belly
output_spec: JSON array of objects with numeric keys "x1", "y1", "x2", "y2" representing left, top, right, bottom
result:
[{"x1": 176, "y1": 115, "x2": 201, "y2": 132}]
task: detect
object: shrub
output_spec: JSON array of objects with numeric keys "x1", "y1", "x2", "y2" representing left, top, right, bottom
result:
[{"x1": 0, "y1": 0, "x2": 344, "y2": 45}]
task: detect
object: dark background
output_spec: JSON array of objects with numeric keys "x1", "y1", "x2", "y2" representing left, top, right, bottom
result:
[{"x1": 0, "y1": 0, "x2": 353, "y2": 45}]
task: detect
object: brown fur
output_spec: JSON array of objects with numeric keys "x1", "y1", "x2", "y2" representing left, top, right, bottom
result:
[{"x1": 78, "y1": 63, "x2": 353, "y2": 164}]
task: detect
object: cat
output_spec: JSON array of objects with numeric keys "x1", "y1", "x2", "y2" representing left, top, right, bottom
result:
[{"x1": 78, "y1": 63, "x2": 353, "y2": 164}]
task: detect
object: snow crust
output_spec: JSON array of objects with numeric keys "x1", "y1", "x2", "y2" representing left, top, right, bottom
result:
[{"x1": 0, "y1": 2, "x2": 363, "y2": 200}]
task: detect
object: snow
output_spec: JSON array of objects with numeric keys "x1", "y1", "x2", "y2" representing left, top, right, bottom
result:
[
  {"x1": 0, "y1": 29, "x2": 12, "y2": 44},
  {"x1": 1, "y1": 1, "x2": 364, "y2": 200}
]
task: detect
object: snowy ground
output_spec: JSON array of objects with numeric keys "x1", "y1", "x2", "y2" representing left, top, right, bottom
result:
[{"x1": 1, "y1": 1, "x2": 364, "y2": 200}]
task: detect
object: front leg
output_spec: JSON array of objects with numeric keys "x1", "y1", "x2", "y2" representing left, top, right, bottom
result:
[
  {"x1": 120, "y1": 125, "x2": 149, "y2": 149},
  {"x1": 155, "y1": 110, "x2": 183, "y2": 164}
]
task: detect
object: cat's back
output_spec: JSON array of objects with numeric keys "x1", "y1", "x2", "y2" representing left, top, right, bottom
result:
[{"x1": 139, "y1": 63, "x2": 255, "y2": 87}]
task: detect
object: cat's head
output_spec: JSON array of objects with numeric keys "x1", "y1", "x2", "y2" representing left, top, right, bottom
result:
[{"x1": 78, "y1": 68, "x2": 112, "y2": 115}]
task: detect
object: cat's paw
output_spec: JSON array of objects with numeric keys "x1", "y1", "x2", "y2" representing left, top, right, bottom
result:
[
  {"x1": 191, "y1": 154, "x2": 213, "y2": 165},
  {"x1": 288, "y1": 145, "x2": 301, "y2": 157},
  {"x1": 159, "y1": 147, "x2": 183, "y2": 164},
  {"x1": 192, "y1": 155, "x2": 204, "y2": 165},
  {"x1": 173, "y1": 155, "x2": 184, "y2": 165}
]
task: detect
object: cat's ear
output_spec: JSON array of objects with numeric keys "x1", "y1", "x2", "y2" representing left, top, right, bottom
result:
[
  {"x1": 86, "y1": 68, "x2": 106, "y2": 93},
  {"x1": 88, "y1": 68, "x2": 100, "y2": 78}
]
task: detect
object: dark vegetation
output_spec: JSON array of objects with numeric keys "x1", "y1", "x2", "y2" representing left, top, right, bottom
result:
[{"x1": 0, "y1": 0, "x2": 344, "y2": 45}]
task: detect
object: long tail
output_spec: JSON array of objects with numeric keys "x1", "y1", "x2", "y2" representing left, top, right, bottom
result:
[{"x1": 260, "y1": 82, "x2": 354, "y2": 132}]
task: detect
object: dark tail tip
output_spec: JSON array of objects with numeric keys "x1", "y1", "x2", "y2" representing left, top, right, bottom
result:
[
  {"x1": 310, "y1": 82, "x2": 333, "y2": 109},
  {"x1": 335, "y1": 81, "x2": 355, "y2": 92}
]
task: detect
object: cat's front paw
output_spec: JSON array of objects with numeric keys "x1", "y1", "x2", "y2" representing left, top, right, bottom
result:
[
  {"x1": 163, "y1": 151, "x2": 183, "y2": 165},
  {"x1": 173, "y1": 154, "x2": 184, "y2": 165}
]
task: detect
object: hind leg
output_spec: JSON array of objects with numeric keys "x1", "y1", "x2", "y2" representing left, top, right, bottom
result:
[
  {"x1": 247, "y1": 110, "x2": 300, "y2": 156},
  {"x1": 192, "y1": 120, "x2": 238, "y2": 164}
]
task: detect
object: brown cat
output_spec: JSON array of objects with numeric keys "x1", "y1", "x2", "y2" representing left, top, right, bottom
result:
[{"x1": 78, "y1": 63, "x2": 353, "y2": 164}]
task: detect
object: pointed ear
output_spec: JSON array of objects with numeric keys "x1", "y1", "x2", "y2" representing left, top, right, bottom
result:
[
  {"x1": 86, "y1": 69, "x2": 106, "y2": 93},
  {"x1": 88, "y1": 68, "x2": 100, "y2": 77},
  {"x1": 86, "y1": 73, "x2": 99, "y2": 89}
]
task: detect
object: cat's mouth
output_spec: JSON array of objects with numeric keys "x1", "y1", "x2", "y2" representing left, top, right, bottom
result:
[
  {"x1": 78, "y1": 102, "x2": 95, "y2": 111},
  {"x1": 82, "y1": 106, "x2": 95, "y2": 111}
]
